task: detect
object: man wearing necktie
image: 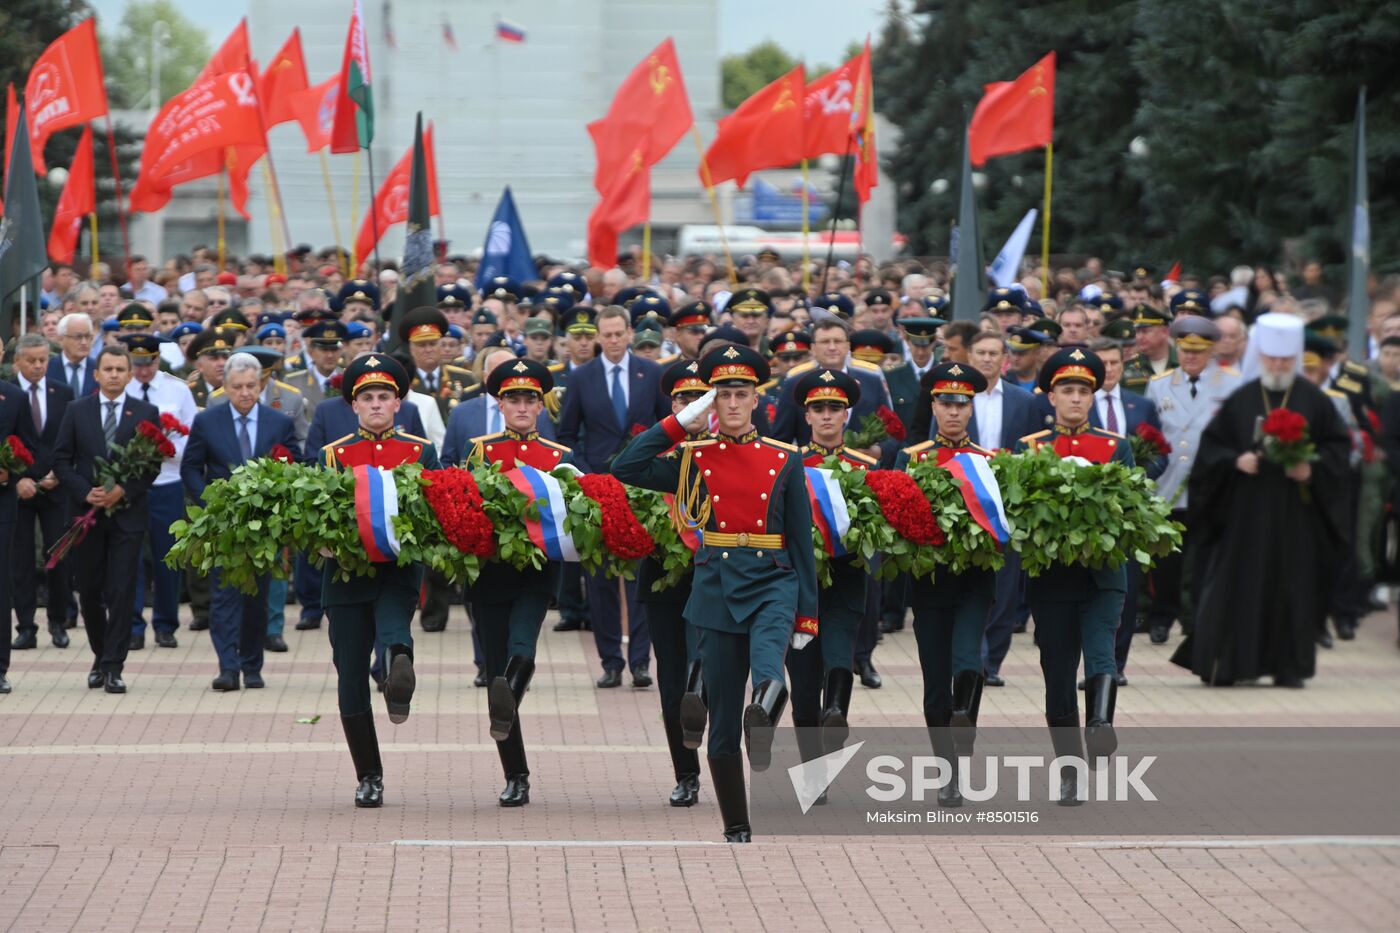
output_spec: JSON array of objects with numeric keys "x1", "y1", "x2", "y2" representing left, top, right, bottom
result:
[
  {"x1": 48, "y1": 314, "x2": 98, "y2": 399},
  {"x1": 182, "y1": 353, "x2": 301, "y2": 692},
  {"x1": 52, "y1": 347, "x2": 161, "y2": 694}
]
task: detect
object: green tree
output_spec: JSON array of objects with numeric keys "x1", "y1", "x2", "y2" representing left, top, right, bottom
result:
[
  {"x1": 720, "y1": 40, "x2": 798, "y2": 109},
  {"x1": 0, "y1": 0, "x2": 90, "y2": 110},
  {"x1": 102, "y1": 0, "x2": 211, "y2": 110}
]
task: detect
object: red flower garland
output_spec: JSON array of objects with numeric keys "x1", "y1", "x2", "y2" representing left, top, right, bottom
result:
[
  {"x1": 864, "y1": 469, "x2": 945, "y2": 546},
  {"x1": 160, "y1": 412, "x2": 190, "y2": 436},
  {"x1": 876, "y1": 405, "x2": 907, "y2": 441},
  {"x1": 1262, "y1": 408, "x2": 1307, "y2": 444},
  {"x1": 1134, "y1": 422, "x2": 1172, "y2": 455},
  {"x1": 5, "y1": 435, "x2": 34, "y2": 468},
  {"x1": 578, "y1": 473, "x2": 655, "y2": 560},
  {"x1": 422, "y1": 469, "x2": 496, "y2": 557}
]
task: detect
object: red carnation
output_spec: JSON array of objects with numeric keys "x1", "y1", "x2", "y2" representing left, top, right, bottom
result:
[
  {"x1": 578, "y1": 472, "x2": 655, "y2": 560},
  {"x1": 1262, "y1": 408, "x2": 1307, "y2": 444},
  {"x1": 5, "y1": 435, "x2": 34, "y2": 468},
  {"x1": 136, "y1": 420, "x2": 163, "y2": 443},
  {"x1": 422, "y1": 468, "x2": 496, "y2": 557},
  {"x1": 327, "y1": 373, "x2": 344, "y2": 391},
  {"x1": 1134, "y1": 422, "x2": 1172, "y2": 456},
  {"x1": 268, "y1": 444, "x2": 294, "y2": 463},
  {"x1": 864, "y1": 469, "x2": 944, "y2": 547},
  {"x1": 876, "y1": 405, "x2": 906, "y2": 442},
  {"x1": 159, "y1": 412, "x2": 190, "y2": 436}
]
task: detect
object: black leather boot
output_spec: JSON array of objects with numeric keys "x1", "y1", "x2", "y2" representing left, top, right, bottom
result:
[
  {"x1": 489, "y1": 655, "x2": 535, "y2": 742},
  {"x1": 1084, "y1": 673, "x2": 1118, "y2": 761},
  {"x1": 384, "y1": 643, "x2": 416, "y2": 724},
  {"x1": 743, "y1": 680, "x2": 788, "y2": 772},
  {"x1": 793, "y1": 718, "x2": 829, "y2": 806},
  {"x1": 820, "y1": 667, "x2": 854, "y2": 752},
  {"x1": 663, "y1": 716, "x2": 701, "y2": 807},
  {"x1": 950, "y1": 669, "x2": 984, "y2": 757},
  {"x1": 925, "y1": 709, "x2": 962, "y2": 808},
  {"x1": 496, "y1": 725, "x2": 531, "y2": 807},
  {"x1": 708, "y1": 753, "x2": 751, "y2": 842},
  {"x1": 1047, "y1": 713, "x2": 1085, "y2": 807},
  {"x1": 679, "y1": 660, "x2": 707, "y2": 749},
  {"x1": 341, "y1": 712, "x2": 384, "y2": 808}
]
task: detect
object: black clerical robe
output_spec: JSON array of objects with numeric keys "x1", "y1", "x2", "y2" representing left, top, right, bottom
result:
[{"x1": 1173, "y1": 377, "x2": 1350, "y2": 683}]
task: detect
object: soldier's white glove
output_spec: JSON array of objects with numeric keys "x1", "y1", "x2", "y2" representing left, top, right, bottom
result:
[
  {"x1": 1063, "y1": 455, "x2": 1093, "y2": 468},
  {"x1": 678, "y1": 389, "x2": 716, "y2": 432},
  {"x1": 790, "y1": 632, "x2": 814, "y2": 650}
]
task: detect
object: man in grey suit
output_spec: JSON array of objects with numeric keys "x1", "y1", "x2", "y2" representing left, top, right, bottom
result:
[{"x1": 1144, "y1": 316, "x2": 1241, "y2": 644}]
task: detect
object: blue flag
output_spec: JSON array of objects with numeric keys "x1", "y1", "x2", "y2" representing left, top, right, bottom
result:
[{"x1": 474, "y1": 187, "x2": 535, "y2": 289}]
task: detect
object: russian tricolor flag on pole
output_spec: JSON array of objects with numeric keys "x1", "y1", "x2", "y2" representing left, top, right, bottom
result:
[
  {"x1": 505, "y1": 465, "x2": 579, "y2": 561},
  {"x1": 805, "y1": 467, "x2": 851, "y2": 557},
  {"x1": 353, "y1": 465, "x2": 401, "y2": 563},
  {"x1": 495, "y1": 18, "x2": 526, "y2": 43},
  {"x1": 942, "y1": 453, "x2": 1011, "y2": 546}
]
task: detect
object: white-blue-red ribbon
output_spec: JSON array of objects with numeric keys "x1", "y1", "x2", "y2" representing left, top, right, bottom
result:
[
  {"x1": 353, "y1": 465, "x2": 401, "y2": 563},
  {"x1": 942, "y1": 452, "x2": 1010, "y2": 546},
  {"x1": 505, "y1": 465, "x2": 580, "y2": 561},
  {"x1": 805, "y1": 466, "x2": 851, "y2": 557}
]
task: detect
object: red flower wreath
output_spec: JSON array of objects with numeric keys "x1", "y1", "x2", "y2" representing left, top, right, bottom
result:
[
  {"x1": 160, "y1": 412, "x2": 190, "y2": 436},
  {"x1": 136, "y1": 420, "x2": 177, "y2": 458},
  {"x1": 1262, "y1": 408, "x2": 1307, "y2": 444},
  {"x1": 864, "y1": 469, "x2": 945, "y2": 546},
  {"x1": 4, "y1": 435, "x2": 34, "y2": 468},
  {"x1": 422, "y1": 468, "x2": 497, "y2": 557},
  {"x1": 578, "y1": 473, "x2": 655, "y2": 560},
  {"x1": 876, "y1": 405, "x2": 906, "y2": 442}
]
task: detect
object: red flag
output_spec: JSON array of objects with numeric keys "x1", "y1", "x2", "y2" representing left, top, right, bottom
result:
[
  {"x1": 702, "y1": 65, "x2": 806, "y2": 189},
  {"x1": 198, "y1": 18, "x2": 253, "y2": 81},
  {"x1": 290, "y1": 76, "x2": 339, "y2": 153},
  {"x1": 48, "y1": 124, "x2": 95, "y2": 263},
  {"x1": 2, "y1": 83, "x2": 16, "y2": 213},
  {"x1": 587, "y1": 38, "x2": 692, "y2": 195},
  {"x1": 968, "y1": 52, "x2": 1055, "y2": 166},
  {"x1": 801, "y1": 45, "x2": 870, "y2": 160},
  {"x1": 330, "y1": 0, "x2": 373, "y2": 153},
  {"x1": 259, "y1": 29, "x2": 309, "y2": 128},
  {"x1": 128, "y1": 70, "x2": 267, "y2": 217},
  {"x1": 588, "y1": 145, "x2": 650, "y2": 267},
  {"x1": 353, "y1": 125, "x2": 440, "y2": 262},
  {"x1": 23, "y1": 18, "x2": 109, "y2": 174},
  {"x1": 852, "y1": 40, "x2": 878, "y2": 205}
]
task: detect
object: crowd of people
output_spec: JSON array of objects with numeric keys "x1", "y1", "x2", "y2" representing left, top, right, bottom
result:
[{"x1": 3, "y1": 241, "x2": 1395, "y2": 839}]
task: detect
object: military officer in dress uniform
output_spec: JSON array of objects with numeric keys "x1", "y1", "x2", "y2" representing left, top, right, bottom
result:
[
  {"x1": 184, "y1": 328, "x2": 238, "y2": 410},
  {"x1": 895, "y1": 362, "x2": 996, "y2": 807},
  {"x1": 399, "y1": 306, "x2": 478, "y2": 421},
  {"x1": 613, "y1": 344, "x2": 818, "y2": 843},
  {"x1": 1144, "y1": 317, "x2": 1240, "y2": 643},
  {"x1": 793, "y1": 368, "x2": 875, "y2": 784},
  {"x1": 319, "y1": 354, "x2": 439, "y2": 808},
  {"x1": 333, "y1": 280, "x2": 380, "y2": 324},
  {"x1": 1015, "y1": 348, "x2": 1134, "y2": 804},
  {"x1": 465, "y1": 359, "x2": 574, "y2": 808},
  {"x1": 1122, "y1": 305, "x2": 1177, "y2": 395},
  {"x1": 637, "y1": 360, "x2": 712, "y2": 809},
  {"x1": 661, "y1": 301, "x2": 714, "y2": 365}
]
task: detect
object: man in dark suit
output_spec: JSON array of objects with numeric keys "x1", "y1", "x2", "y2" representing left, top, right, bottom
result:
[
  {"x1": 183, "y1": 352, "x2": 302, "y2": 691},
  {"x1": 0, "y1": 343, "x2": 44, "y2": 692},
  {"x1": 52, "y1": 346, "x2": 161, "y2": 694},
  {"x1": 10, "y1": 334, "x2": 73, "y2": 655},
  {"x1": 49, "y1": 313, "x2": 99, "y2": 398},
  {"x1": 557, "y1": 305, "x2": 669, "y2": 688}
]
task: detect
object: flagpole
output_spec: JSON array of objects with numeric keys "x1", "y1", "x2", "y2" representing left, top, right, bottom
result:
[
  {"x1": 89, "y1": 211, "x2": 99, "y2": 271},
  {"x1": 1039, "y1": 142, "x2": 1053, "y2": 298},
  {"x1": 18, "y1": 284, "x2": 26, "y2": 336},
  {"x1": 365, "y1": 143, "x2": 382, "y2": 273},
  {"x1": 217, "y1": 166, "x2": 227, "y2": 268},
  {"x1": 350, "y1": 149, "x2": 361, "y2": 273},
  {"x1": 689, "y1": 127, "x2": 737, "y2": 285},
  {"x1": 640, "y1": 222, "x2": 651, "y2": 284},
  {"x1": 101, "y1": 115, "x2": 131, "y2": 269},
  {"x1": 260, "y1": 162, "x2": 286, "y2": 272},
  {"x1": 318, "y1": 150, "x2": 347, "y2": 275},
  {"x1": 818, "y1": 138, "x2": 854, "y2": 296},
  {"x1": 800, "y1": 158, "x2": 811, "y2": 295}
]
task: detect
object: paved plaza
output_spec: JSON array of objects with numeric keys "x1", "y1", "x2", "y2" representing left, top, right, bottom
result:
[{"x1": 2, "y1": 603, "x2": 1398, "y2": 932}]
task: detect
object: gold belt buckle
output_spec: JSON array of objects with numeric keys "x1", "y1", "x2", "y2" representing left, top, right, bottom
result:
[{"x1": 737, "y1": 532, "x2": 749, "y2": 547}]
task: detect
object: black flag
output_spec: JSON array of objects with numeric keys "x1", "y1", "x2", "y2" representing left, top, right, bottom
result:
[
  {"x1": 387, "y1": 112, "x2": 436, "y2": 351},
  {"x1": 0, "y1": 102, "x2": 49, "y2": 328}
]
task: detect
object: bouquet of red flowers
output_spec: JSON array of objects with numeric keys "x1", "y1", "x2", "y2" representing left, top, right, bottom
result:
[
  {"x1": 1129, "y1": 423, "x2": 1172, "y2": 466},
  {"x1": 844, "y1": 405, "x2": 906, "y2": 449},
  {"x1": 0, "y1": 435, "x2": 35, "y2": 475},
  {"x1": 48, "y1": 415, "x2": 188, "y2": 567},
  {"x1": 1260, "y1": 408, "x2": 1315, "y2": 469}
]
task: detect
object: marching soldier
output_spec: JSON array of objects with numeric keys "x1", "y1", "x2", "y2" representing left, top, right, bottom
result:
[
  {"x1": 613, "y1": 343, "x2": 818, "y2": 843},
  {"x1": 895, "y1": 363, "x2": 995, "y2": 808},
  {"x1": 1015, "y1": 348, "x2": 1134, "y2": 804},
  {"x1": 1144, "y1": 317, "x2": 1240, "y2": 643},
  {"x1": 636, "y1": 360, "x2": 712, "y2": 809},
  {"x1": 793, "y1": 369, "x2": 875, "y2": 783},
  {"x1": 466, "y1": 358, "x2": 574, "y2": 807},
  {"x1": 319, "y1": 354, "x2": 440, "y2": 808}
]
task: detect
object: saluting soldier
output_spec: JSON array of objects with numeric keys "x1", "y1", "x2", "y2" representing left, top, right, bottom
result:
[
  {"x1": 1143, "y1": 317, "x2": 1240, "y2": 644},
  {"x1": 613, "y1": 343, "x2": 818, "y2": 843},
  {"x1": 465, "y1": 359, "x2": 574, "y2": 808},
  {"x1": 1015, "y1": 348, "x2": 1134, "y2": 804},
  {"x1": 1121, "y1": 304, "x2": 1176, "y2": 395},
  {"x1": 895, "y1": 362, "x2": 996, "y2": 808},
  {"x1": 319, "y1": 354, "x2": 440, "y2": 808},
  {"x1": 793, "y1": 368, "x2": 875, "y2": 780},
  {"x1": 636, "y1": 360, "x2": 712, "y2": 809}
]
